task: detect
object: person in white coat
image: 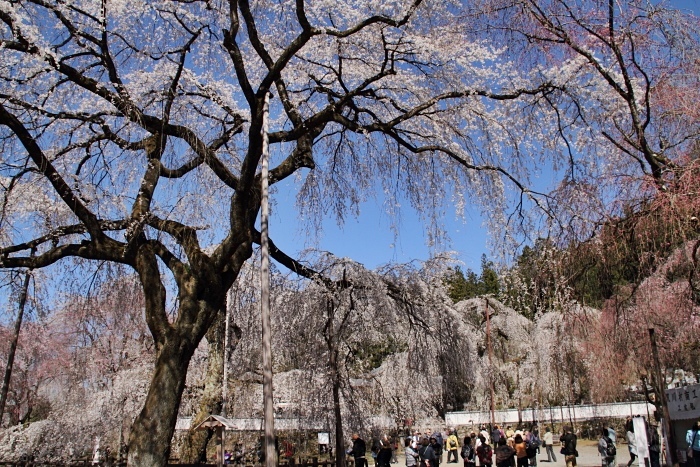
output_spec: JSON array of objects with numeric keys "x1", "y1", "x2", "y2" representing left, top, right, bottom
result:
[
  {"x1": 542, "y1": 427, "x2": 556, "y2": 463},
  {"x1": 625, "y1": 420, "x2": 637, "y2": 467}
]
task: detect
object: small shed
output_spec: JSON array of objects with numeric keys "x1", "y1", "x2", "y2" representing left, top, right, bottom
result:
[{"x1": 194, "y1": 415, "x2": 238, "y2": 467}]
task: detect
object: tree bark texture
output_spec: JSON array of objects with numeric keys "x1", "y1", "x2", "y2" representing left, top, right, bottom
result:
[
  {"x1": 125, "y1": 245, "x2": 246, "y2": 467},
  {"x1": 127, "y1": 336, "x2": 196, "y2": 467},
  {"x1": 179, "y1": 311, "x2": 227, "y2": 463}
]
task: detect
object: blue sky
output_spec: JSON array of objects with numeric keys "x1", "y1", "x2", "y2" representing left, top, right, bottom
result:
[{"x1": 266, "y1": 176, "x2": 492, "y2": 272}]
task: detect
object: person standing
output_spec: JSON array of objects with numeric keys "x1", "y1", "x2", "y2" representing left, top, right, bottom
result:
[
  {"x1": 560, "y1": 426, "x2": 578, "y2": 467},
  {"x1": 462, "y1": 436, "x2": 476, "y2": 467},
  {"x1": 420, "y1": 438, "x2": 437, "y2": 467},
  {"x1": 377, "y1": 435, "x2": 393, "y2": 467},
  {"x1": 448, "y1": 431, "x2": 461, "y2": 463},
  {"x1": 607, "y1": 426, "x2": 617, "y2": 448},
  {"x1": 598, "y1": 428, "x2": 615, "y2": 467},
  {"x1": 625, "y1": 420, "x2": 637, "y2": 467},
  {"x1": 526, "y1": 426, "x2": 541, "y2": 467},
  {"x1": 351, "y1": 433, "x2": 368, "y2": 467},
  {"x1": 476, "y1": 436, "x2": 493, "y2": 467},
  {"x1": 647, "y1": 423, "x2": 660, "y2": 467},
  {"x1": 406, "y1": 438, "x2": 419, "y2": 467},
  {"x1": 434, "y1": 430, "x2": 445, "y2": 460},
  {"x1": 480, "y1": 427, "x2": 492, "y2": 446},
  {"x1": 492, "y1": 426, "x2": 503, "y2": 447},
  {"x1": 542, "y1": 427, "x2": 556, "y2": 463},
  {"x1": 687, "y1": 420, "x2": 700, "y2": 467},
  {"x1": 413, "y1": 432, "x2": 423, "y2": 450},
  {"x1": 495, "y1": 437, "x2": 516, "y2": 467},
  {"x1": 392, "y1": 435, "x2": 399, "y2": 464},
  {"x1": 514, "y1": 435, "x2": 528, "y2": 467},
  {"x1": 431, "y1": 437, "x2": 444, "y2": 467}
]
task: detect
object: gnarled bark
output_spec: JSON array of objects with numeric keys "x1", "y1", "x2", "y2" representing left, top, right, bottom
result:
[
  {"x1": 127, "y1": 334, "x2": 197, "y2": 467},
  {"x1": 179, "y1": 311, "x2": 227, "y2": 463}
]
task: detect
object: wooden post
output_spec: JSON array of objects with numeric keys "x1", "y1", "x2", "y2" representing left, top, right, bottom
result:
[
  {"x1": 0, "y1": 268, "x2": 32, "y2": 420},
  {"x1": 260, "y1": 92, "x2": 277, "y2": 467},
  {"x1": 217, "y1": 426, "x2": 224, "y2": 467},
  {"x1": 648, "y1": 328, "x2": 678, "y2": 467},
  {"x1": 485, "y1": 298, "x2": 495, "y2": 428}
]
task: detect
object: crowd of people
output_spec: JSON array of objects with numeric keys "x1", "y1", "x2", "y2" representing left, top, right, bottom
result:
[
  {"x1": 220, "y1": 417, "x2": 700, "y2": 467},
  {"x1": 347, "y1": 424, "x2": 574, "y2": 467},
  {"x1": 346, "y1": 417, "x2": 700, "y2": 467}
]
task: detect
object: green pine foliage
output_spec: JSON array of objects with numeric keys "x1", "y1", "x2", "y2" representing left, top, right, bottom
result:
[{"x1": 443, "y1": 255, "x2": 500, "y2": 303}]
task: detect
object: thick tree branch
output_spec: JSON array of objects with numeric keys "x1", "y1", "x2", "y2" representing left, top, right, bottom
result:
[
  {"x1": 223, "y1": 0, "x2": 256, "y2": 108},
  {"x1": 0, "y1": 102, "x2": 105, "y2": 240}
]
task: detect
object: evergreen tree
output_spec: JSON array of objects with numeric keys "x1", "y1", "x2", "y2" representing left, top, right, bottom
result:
[{"x1": 443, "y1": 255, "x2": 500, "y2": 303}]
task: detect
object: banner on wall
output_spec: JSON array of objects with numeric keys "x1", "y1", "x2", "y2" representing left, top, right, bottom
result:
[{"x1": 666, "y1": 383, "x2": 700, "y2": 421}]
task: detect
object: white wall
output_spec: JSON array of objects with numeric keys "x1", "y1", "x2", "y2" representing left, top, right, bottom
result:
[{"x1": 445, "y1": 401, "x2": 656, "y2": 427}]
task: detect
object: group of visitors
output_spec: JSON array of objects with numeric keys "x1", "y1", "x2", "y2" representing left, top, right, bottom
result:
[
  {"x1": 349, "y1": 424, "x2": 568, "y2": 467},
  {"x1": 483, "y1": 424, "x2": 576, "y2": 467},
  {"x1": 346, "y1": 418, "x2": 700, "y2": 467},
  {"x1": 464, "y1": 424, "x2": 570, "y2": 467}
]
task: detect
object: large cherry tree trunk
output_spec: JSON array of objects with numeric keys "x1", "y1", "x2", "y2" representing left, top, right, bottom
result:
[
  {"x1": 179, "y1": 311, "x2": 238, "y2": 463},
  {"x1": 127, "y1": 335, "x2": 197, "y2": 466},
  {"x1": 125, "y1": 241, "x2": 249, "y2": 467}
]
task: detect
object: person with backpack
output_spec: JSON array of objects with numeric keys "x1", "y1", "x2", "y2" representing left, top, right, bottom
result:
[
  {"x1": 461, "y1": 436, "x2": 476, "y2": 467},
  {"x1": 477, "y1": 435, "x2": 493, "y2": 467},
  {"x1": 560, "y1": 426, "x2": 578, "y2": 467},
  {"x1": 495, "y1": 437, "x2": 516, "y2": 467},
  {"x1": 434, "y1": 430, "x2": 445, "y2": 457},
  {"x1": 598, "y1": 428, "x2": 616, "y2": 467},
  {"x1": 420, "y1": 438, "x2": 436, "y2": 467},
  {"x1": 526, "y1": 427, "x2": 541, "y2": 467},
  {"x1": 448, "y1": 431, "x2": 460, "y2": 463},
  {"x1": 431, "y1": 437, "x2": 444, "y2": 467}
]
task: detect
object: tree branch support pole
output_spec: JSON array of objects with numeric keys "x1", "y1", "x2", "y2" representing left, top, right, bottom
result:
[
  {"x1": 0, "y1": 268, "x2": 32, "y2": 423},
  {"x1": 221, "y1": 295, "x2": 231, "y2": 456},
  {"x1": 486, "y1": 298, "x2": 495, "y2": 428},
  {"x1": 648, "y1": 328, "x2": 677, "y2": 467},
  {"x1": 261, "y1": 92, "x2": 277, "y2": 467}
]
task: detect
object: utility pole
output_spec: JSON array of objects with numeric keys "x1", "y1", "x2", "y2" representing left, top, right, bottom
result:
[
  {"x1": 260, "y1": 92, "x2": 276, "y2": 467},
  {"x1": 221, "y1": 292, "x2": 232, "y2": 455},
  {"x1": 485, "y1": 298, "x2": 495, "y2": 428},
  {"x1": 0, "y1": 268, "x2": 32, "y2": 423},
  {"x1": 648, "y1": 328, "x2": 677, "y2": 467}
]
